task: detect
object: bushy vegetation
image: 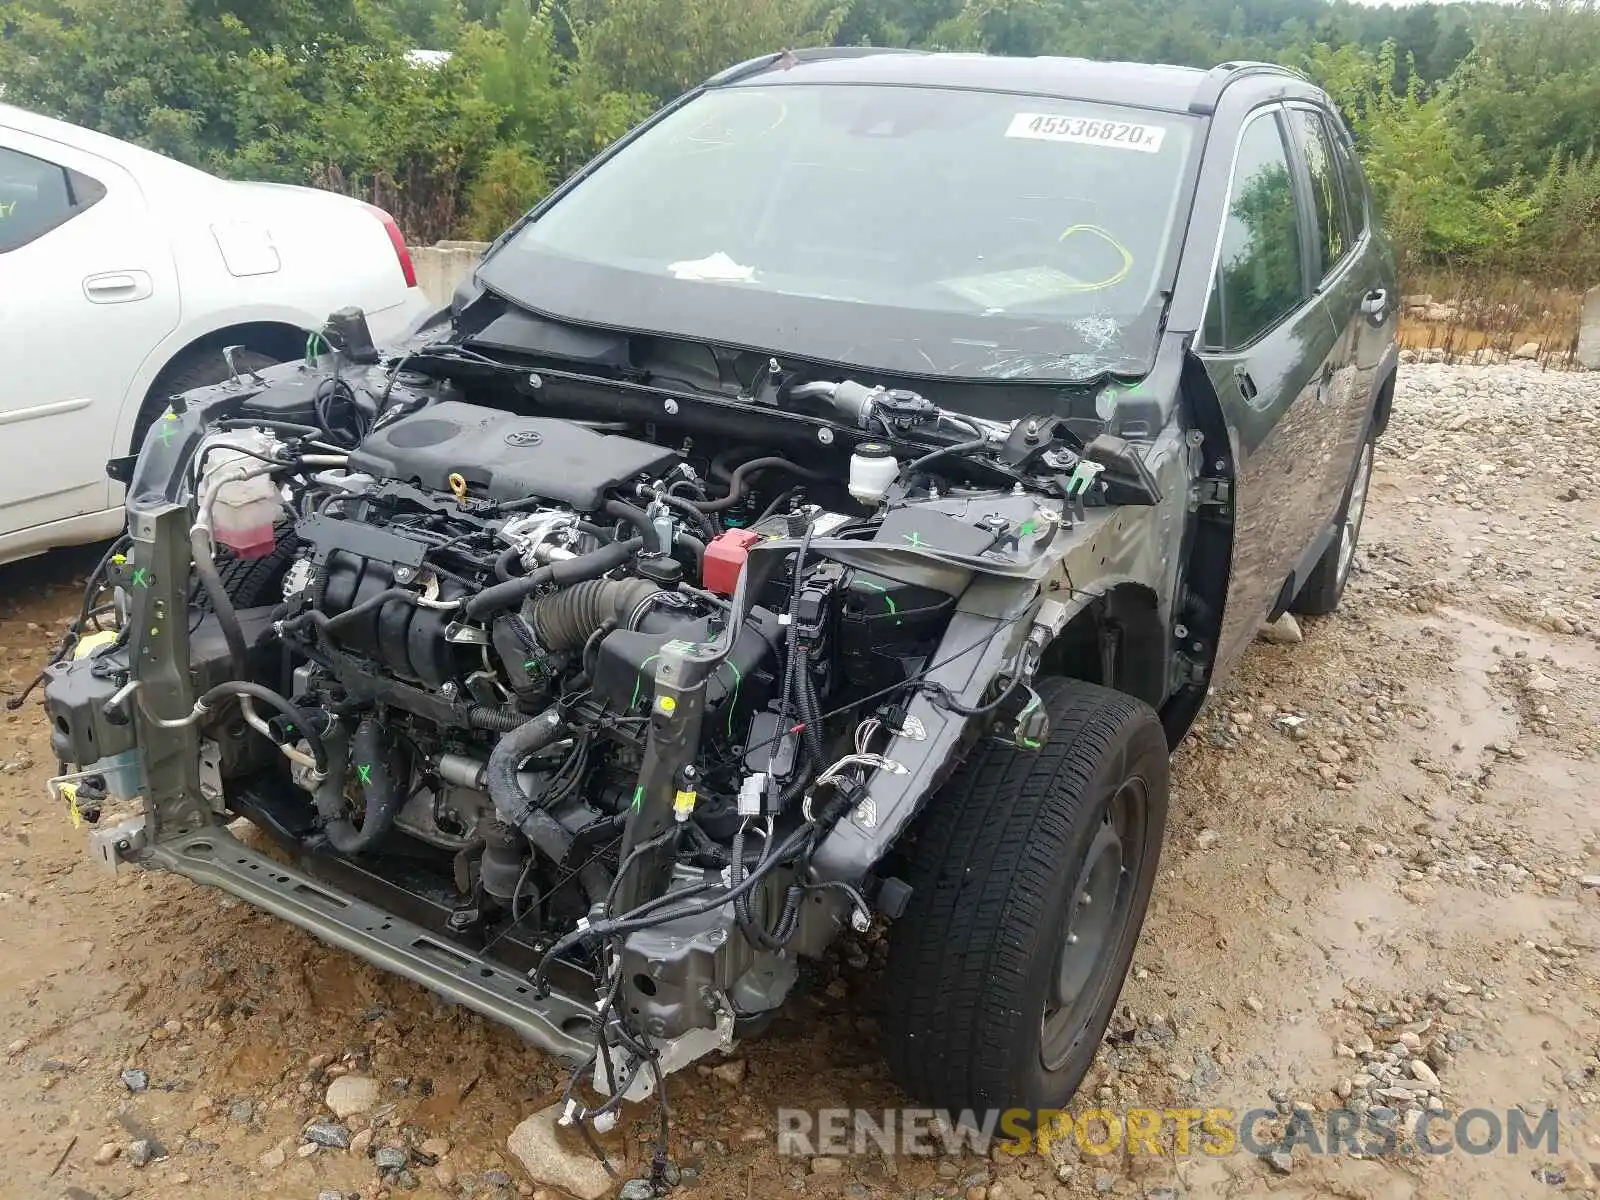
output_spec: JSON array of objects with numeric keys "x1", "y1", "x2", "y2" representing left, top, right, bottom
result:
[{"x1": 3, "y1": 0, "x2": 1599, "y2": 282}]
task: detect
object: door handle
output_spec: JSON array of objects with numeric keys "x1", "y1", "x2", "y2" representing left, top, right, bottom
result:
[
  {"x1": 1233, "y1": 364, "x2": 1258, "y2": 403},
  {"x1": 1360, "y1": 288, "x2": 1388, "y2": 319},
  {"x1": 83, "y1": 270, "x2": 154, "y2": 304}
]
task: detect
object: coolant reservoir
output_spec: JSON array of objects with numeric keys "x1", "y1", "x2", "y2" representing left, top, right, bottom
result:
[
  {"x1": 205, "y1": 430, "x2": 282, "y2": 559},
  {"x1": 848, "y1": 442, "x2": 898, "y2": 505}
]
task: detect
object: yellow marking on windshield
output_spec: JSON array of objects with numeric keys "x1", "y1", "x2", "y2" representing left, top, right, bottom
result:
[{"x1": 1057, "y1": 225, "x2": 1134, "y2": 291}]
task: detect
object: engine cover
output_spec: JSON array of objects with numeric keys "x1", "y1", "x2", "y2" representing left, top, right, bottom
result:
[{"x1": 350, "y1": 401, "x2": 681, "y2": 510}]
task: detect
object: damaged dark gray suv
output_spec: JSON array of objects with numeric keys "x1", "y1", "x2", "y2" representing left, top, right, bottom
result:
[{"x1": 39, "y1": 49, "x2": 1397, "y2": 1133}]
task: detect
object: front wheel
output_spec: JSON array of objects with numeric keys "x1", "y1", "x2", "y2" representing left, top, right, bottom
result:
[{"x1": 881, "y1": 677, "x2": 1169, "y2": 1115}]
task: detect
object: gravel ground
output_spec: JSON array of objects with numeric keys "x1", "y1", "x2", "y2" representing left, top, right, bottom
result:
[{"x1": 1, "y1": 361, "x2": 1597, "y2": 1200}]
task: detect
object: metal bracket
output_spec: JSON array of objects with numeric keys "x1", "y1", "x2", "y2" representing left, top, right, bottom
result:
[
  {"x1": 198, "y1": 739, "x2": 225, "y2": 812},
  {"x1": 221, "y1": 345, "x2": 267, "y2": 385},
  {"x1": 87, "y1": 817, "x2": 149, "y2": 875},
  {"x1": 1195, "y1": 477, "x2": 1232, "y2": 508},
  {"x1": 596, "y1": 993, "x2": 737, "y2": 1104}
]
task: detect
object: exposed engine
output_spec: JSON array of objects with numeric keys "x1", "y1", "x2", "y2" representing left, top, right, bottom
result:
[
  {"x1": 41, "y1": 342, "x2": 1103, "y2": 1123},
  {"x1": 255, "y1": 399, "x2": 871, "y2": 940}
]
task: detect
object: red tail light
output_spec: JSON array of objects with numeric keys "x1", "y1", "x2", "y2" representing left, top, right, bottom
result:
[{"x1": 364, "y1": 203, "x2": 417, "y2": 289}]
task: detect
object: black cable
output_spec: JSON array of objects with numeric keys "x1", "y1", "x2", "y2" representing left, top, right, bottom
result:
[
  {"x1": 604, "y1": 827, "x2": 679, "y2": 918},
  {"x1": 480, "y1": 834, "x2": 622, "y2": 958},
  {"x1": 644, "y1": 1050, "x2": 672, "y2": 1186},
  {"x1": 656, "y1": 492, "x2": 717, "y2": 539},
  {"x1": 673, "y1": 531, "x2": 705, "y2": 574},
  {"x1": 740, "y1": 608, "x2": 1033, "y2": 764},
  {"x1": 213, "y1": 418, "x2": 323, "y2": 438},
  {"x1": 509, "y1": 851, "x2": 537, "y2": 926},
  {"x1": 377, "y1": 354, "x2": 415, "y2": 413},
  {"x1": 691, "y1": 457, "x2": 826, "y2": 514},
  {"x1": 731, "y1": 821, "x2": 803, "y2": 950},
  {"x1": 281, "y1": 587, "x2": 437, "y2": 639},
  {"x1": 47, "y1": 535, "x2": 132, "y2": 666},
  {"x1": 923, "y1": 675, "x2": 1021, "y2": 716},
  {"x1": 493, "y1": 545, "x2": 523, "y2": 582},
  {"x1": 3, "y1": 671, "x2": 47, "y2": 711},
  {"x1": 312, "y1": 375, "x2": 370, "y2": 449},
  {"x1": 767, "y1": 523, "x2": 821, "y2": 809},
  {"x1": 580, "y1": 619, "x2": 615, "y2": 677},
  {"x1": 194, "y1": 681, "x2": 329, "y2": 772},
  {"x1": 191, "y1": 529, "x2": 250, "y2": 680},
  {"x1": 530, "y1": 820, "x2": 813, "y2": 994},
  {"x1": 905, "y1": 434, "x2": 990, "y2": 476},
  {"x1": 602, "y1": 500, "x2": 665, "y2": 553},
  {"x1": 84, "y1": 602, "x2": 118, "y2": 632},
  {"x1": 757, "y1": 485, "x2": 805, "y2": 525}
]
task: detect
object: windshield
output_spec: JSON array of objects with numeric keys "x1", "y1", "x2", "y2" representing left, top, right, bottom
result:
[{"x1": 478, "y1": 83, "x2": 1198, "y2": 383}]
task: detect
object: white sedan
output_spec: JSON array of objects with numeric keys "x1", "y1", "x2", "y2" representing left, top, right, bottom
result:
[{"x1": 0, "y1": 105, "x2": 434, "y2": 566}]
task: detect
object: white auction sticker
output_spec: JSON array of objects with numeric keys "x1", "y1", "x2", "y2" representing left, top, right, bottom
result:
[{"x1": 1005, "y1": 112, "x2": 1167, "y2": 153}]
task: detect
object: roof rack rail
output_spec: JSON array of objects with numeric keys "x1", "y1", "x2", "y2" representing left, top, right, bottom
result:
[
  {"x1": 1189, "y1": 60, "x2": 1306, "y2": 115},
  {"x1": 702, "y1": 45, "x2": 924, "y2": 88}
]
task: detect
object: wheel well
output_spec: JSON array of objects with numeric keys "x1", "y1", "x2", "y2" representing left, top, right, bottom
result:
[
  {"x1": 135, "y1": 321, "x2": 307, "y2": 448},
  {"x1": 1157, "y1": 351, "x2": 1238, "y2": 747},
  {"x1": 1038, "y1": 585, "x2": 1167, "y2": 710},
  {"x1": 1370, "y1": 366, "x2": 1398, "y2": 438}
]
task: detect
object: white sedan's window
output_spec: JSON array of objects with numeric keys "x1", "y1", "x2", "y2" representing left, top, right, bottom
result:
[{"x1": 0, "y1": 146, "x2": 103, "y2": 252}]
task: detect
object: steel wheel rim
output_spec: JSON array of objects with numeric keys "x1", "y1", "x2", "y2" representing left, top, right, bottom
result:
[
  {"x1": 1040, "y1": 776, "x2": 1147, "y2": 1072},
  {"x1": 1337, "y1": 442, "x2": 1374, "y2": 582}
]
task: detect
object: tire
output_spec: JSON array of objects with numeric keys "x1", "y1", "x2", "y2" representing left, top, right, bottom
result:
[
  {"x1": 1291, "y1": 432, "x2": 1375, "y2": 617},
  {"x1": 133, "y1": 346, "x2": 280, "y2": 453},
  {"x1": 881, "y1": 677, "x2": 1169, "y2": 1115},
  {"x1": 214, "y1": 537, "x2": 299, "y2": 608}
]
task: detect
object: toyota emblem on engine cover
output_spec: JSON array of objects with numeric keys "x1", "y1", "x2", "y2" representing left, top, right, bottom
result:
[{"x1": 504, "y1": 429, "x2": 543, "y2": 447}]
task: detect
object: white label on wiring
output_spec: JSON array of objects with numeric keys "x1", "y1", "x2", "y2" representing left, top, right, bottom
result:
[{"x1": 1005, "y1": 112, "x2": 1166, "y2": 153}]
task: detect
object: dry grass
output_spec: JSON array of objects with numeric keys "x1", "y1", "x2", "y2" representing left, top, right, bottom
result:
[{"x1": 1395, "y1": 271, "x2": 1586, "y2": 367}]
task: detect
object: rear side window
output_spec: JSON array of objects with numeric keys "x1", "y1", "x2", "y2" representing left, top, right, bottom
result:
[
  {"x1": 1324, "y1": 115, "x2": 1369, "y2": 240},
  {"x1": 1290, "y1": 108, "x2": 1350, "y2": 277},
  {"x1": 1204, "y1": 111, "x2": 1304, "y2": 351},
  {"x1": 0, "y1": 146, "x2": 107, "y2": 253}
]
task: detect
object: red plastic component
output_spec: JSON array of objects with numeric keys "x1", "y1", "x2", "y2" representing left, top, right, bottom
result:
[
  {"x1": 364, "y1": 202, "x2": 418, "y2": 288},
  {"x1": 703, "y1": 529, "x2": 762, "y2": 596}
]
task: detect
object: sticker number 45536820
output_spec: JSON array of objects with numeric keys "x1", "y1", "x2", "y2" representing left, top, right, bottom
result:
[{"x1": 1005, "y1": 112, "x2": 1166, "y2": 153}]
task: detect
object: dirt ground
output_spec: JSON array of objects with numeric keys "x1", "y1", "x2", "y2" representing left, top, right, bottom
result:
[{"x1": 2, "y1": 362, "x2": 1597, "y2": 1200}]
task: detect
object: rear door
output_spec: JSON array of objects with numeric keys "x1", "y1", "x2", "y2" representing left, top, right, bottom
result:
[
  {"x1": 0, "y1": 129, "x2": 179, "y2": 534},
  {"x1": 1284, "y1": 104, "x2": 1371, "y2": 522},
  {"x1": 1325, "y1": 111, "x2": 1397, "y2": 423},
  {"x1": 1196, "y1": 105, "x2": 1344, "y2": 677}
]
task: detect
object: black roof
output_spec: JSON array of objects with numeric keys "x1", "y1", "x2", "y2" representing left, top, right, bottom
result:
[{"x1": 709, "y1": 49, "x2": 1316, "y2": 115}]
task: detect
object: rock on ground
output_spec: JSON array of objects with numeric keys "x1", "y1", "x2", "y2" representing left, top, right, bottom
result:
[
  {"x1": 324, "y1": 1073, "x2": 381, "y2": 1118},
  {"x1": 506, "y1": 1103, "x2": 615, "y2": 1200},
  {"x1": 1257, "y1": 613, "x2": 1304, "y2": 645},
  {"x1": 303, "y1": 1118, "x2": 352, "y2": 1149}
]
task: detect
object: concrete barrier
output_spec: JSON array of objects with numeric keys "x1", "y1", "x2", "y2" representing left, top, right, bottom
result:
[
  {"x1": 411, "y1": 240, "x2": 491, "y2": 309},
  {"x1": 1580, "y1": 284, "x2": 1600, "y2": 370}
]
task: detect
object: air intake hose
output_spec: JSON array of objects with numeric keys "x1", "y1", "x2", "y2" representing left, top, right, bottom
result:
[
  {"x1": 485, "y1": 706, "x2": 612, "y2": 906},
  {"x1": 314, "y1": 717, "x2": 404, "y2": 854},
  {"x1": 527, "y1": 576, "x2": 664, "y2": 651},
  {"x1": 464, "y1": 536, "x2": 645, "y2": 619}
]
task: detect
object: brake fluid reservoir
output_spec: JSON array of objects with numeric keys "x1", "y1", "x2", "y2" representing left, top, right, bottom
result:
[
  {"x1": 206, "y1": 430, "x2": 282, "y2": 560},
  {"x1": 848, "y1": 442, "x2": 897, "y2": 505}
]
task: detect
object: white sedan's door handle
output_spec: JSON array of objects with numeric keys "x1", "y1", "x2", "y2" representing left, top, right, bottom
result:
[{"x1": 82, "y1": 270, "x2": 154, "y2": 303}]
